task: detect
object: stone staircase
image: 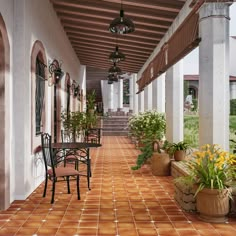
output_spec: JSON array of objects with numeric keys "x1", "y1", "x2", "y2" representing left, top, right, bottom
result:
[{"x1": 102, "y1": 116, "x2": 129, "y2": 136}]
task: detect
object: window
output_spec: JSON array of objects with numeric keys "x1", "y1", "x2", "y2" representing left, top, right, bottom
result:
[
  {"x1": 35, "y1": 56, "x2": 46, "y2": 135},
  {"x1": 123, "y1": 79, "x2": 130, "y2": 105}
]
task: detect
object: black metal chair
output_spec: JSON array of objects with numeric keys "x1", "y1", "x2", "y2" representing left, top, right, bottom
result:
[
  {"x1": 84, "y1": 128, "x2": 101, "y2": 144},
  {"x1": 61, "y1": 129, "x2": 79, "y2": 169},
  {"x1": 41, "y1": 133, "x2": 81, "y2": 204},
  {"x1": 61, "y1": 129, "x2": 92, "y2": 190}
]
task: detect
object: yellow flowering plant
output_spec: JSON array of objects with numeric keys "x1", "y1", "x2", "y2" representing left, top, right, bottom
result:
[{"x1": 185, "y1": 144, "x2": 236, "y2": 197}]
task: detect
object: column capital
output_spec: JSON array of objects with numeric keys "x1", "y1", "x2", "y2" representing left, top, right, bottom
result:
[{"x1": 199, "y1": 2, "x2": 230, "y2": 21}]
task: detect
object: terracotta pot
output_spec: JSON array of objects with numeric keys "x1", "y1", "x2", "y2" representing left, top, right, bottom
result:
[
  {"x1": 150, "y1": 152, "x2": 170, "y2": 176},
  {"x1": 196, "y1": 188, "x2": 230, "y2": 223},
  {"x1": 174, "y1": 150, "x2": 186, "y2": 161}
]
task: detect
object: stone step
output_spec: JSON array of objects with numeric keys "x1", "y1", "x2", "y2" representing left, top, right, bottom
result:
[
  {"x1": 103, "y1": 118, "x2": 129, "y2": 122},
  {"x1": 103, "y1": 123, "x2": 128, "y2": 127},
  {"x1": 101, "y1": 116, "x2": 129, "y2": 136},
  {"x1": 103, "y1": 127, "x2": 128, "y2": 131},
  {"x1": 102, "y1": 131, "x2": 128, "y2": 136},
  {"x1": 103, "y1": 116, "x2": 129, "y2": 120}
]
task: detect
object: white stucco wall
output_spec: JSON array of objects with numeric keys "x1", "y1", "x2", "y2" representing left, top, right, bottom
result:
[{"x1": 0, "y1": 0, "x2": 83, "y2": 203}]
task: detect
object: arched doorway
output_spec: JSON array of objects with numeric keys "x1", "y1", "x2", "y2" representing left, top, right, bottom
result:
[{"x1": 0, "y1": 13, "x2": 10, "y2": 210}]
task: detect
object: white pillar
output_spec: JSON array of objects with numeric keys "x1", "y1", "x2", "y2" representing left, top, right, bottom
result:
[
  {"x1": 166, "y1": 61, "x2": 184, "y2": 142},
  {"x1": 199, "y1": 3, "x2": 230, "y2": 149},
  {"x1": 138, "y1": 91, "x2": 144, "y2": 112},
  {"x1": 129, "y1": 77, "x2": 134, "y2": 112},
  {"x1": 117, "y1": 79, "x2": 123, "y2": 111},
  {"x1": 152, "y1": 74, "x2": 166, "y2": 113},
  {"x1": 144, "y1": 83, "x2": 152, "y2": 110},
  {"x1": 133, "y1": 74, "x2": 138, "y2": 114},
  {"x1": 108, "y1": 83, "x2": 114, "y2": 111},
  {"x1": 230, "y1": 82, "x2": 236, "y2": 99}
]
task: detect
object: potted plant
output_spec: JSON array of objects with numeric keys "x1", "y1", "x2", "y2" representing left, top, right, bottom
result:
[
  {"x1": 180, "y1": 144, "x2": 236, "y2": 222},
  {"x1": 86, "y1": 90, "x2": 96, "y2": 113},
  {"x1": 61, "y1": 110, "x2": 86, "y2": 141},
  {"x1": 84, "y1": 111, "x2": 97, "y2": 129},
  {"x1": 130, "y1": 110, "x2": 170, "y2": 175},
  {"x1": 128, "y1": 112, "x2": 146, "y2": 146},
  {"x1": 128, "y1": 110, "x2": 166, "y2": 147},
  {"x1": 169, "y1": 141, "x2": 191, "y2": 161}
]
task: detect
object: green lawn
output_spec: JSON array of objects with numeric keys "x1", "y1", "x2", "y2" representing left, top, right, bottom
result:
[{"x1": 184, "y1": 115, "x2": 236, "y2": 152}]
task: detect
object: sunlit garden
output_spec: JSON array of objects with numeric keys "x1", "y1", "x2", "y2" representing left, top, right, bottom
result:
[{"x1": 184, "y1": 115, "x2": 236, "y2": 152}]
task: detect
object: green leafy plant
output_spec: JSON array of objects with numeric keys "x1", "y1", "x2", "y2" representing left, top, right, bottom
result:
[
  {"x1": 84, "y1": 111, "x2": 97, "y2": 129},
  {"x1": 129, "y1": 110, "x2": 166, "y2": 170},
  {"x1": 168, "y1": 141, "x2": 191, "y2": 155},
  {"x1": 183, "y1": 144, "x2": 236, "y2": 197},
  {"x1": 161, "y1": 140, "x2": 172, "y2": 153},
  {"x1": 86, "y1": 90, "x2": 96, "y2": 110},
  {"x1": 128, "y1": 110, "x2": 166, "y2": 142},
  {"x1": 61, "y1": 110, "x2": 86, "y2": 140},
  {"x1": 131, "y1": 140, "x2": 153, "y2": 170}
]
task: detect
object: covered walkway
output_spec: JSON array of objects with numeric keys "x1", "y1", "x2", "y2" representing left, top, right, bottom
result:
[{"x1": 0, "y1": 137, "x2": 236, "y2": 236}]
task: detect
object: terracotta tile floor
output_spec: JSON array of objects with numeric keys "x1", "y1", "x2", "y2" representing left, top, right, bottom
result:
[{"x1": 1, "y1": 136, "x2": 236, "y2": 236}]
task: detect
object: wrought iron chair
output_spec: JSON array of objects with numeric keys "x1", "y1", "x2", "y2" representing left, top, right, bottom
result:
[
  {"x1": 61, "y1": 129, "x2": 78, "y2": 169},
  {"x1": 41, "y1": 133, "x2": 81, "y2": 204},
  {"x1": 61, "y1": 129, "x2": 92, "y2": 190},
  {"x1": 84, "y1": 128, "x2": 101, "y2": 144}
]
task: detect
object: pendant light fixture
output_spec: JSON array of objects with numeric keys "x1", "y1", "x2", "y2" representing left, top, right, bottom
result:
[
  {"x1": 109, "y1": 0, "x2": 135, "y2": 34},
  {"x1": 109, "y1": 45, "x2": 126, "y2": 63},
  {"x1": 108, "y1": 62, "x2": 122, "y2": 75},
  {"x1": 108, "y1": 74, "x2": 119, "y2": 82}
]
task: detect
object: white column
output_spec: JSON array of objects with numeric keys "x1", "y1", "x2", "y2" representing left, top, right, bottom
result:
[
  {"x1": 166, "y1": 61, "x2": 184, "y2": 142},
  {"x1": 117, "y1": 79, "x2": 123, "y2": 111},
  {"x1": 138, "y1": 91, "x2": 144, "y2": 112},
  {"x1": 144, "y1": 83, "x2": 152, "y2": 110},
  {"x1": 199, "y1": 3, "x2": 230, "y2": 149},
  {"x1": 230, "y1": 82, "x2": 236, "y2": 99},
  {"x1": 152, "y1": 74, "x2": 165, "y2": 112},
  {"x1": 129, "y1": 77, "x2": 134, "y2": 112},
  {"x1": 108, "y1": 83, "x2": 114, "y2": 111},
  {"x1": 133, "y1": 74, "x2": 138, "y2": 114}
]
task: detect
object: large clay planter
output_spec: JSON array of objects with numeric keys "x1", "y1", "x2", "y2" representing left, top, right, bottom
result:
[
  {"x1": 174, "y1": 150, "x2": 186, "y2": 161},
  {"x1": 196, "y1": 188, "x2": 231, "y2": 223},
  {"x1": 151, "y1": 152, "x2": 170, "y2": 176}
]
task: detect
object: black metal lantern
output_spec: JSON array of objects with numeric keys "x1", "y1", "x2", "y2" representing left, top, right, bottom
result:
[
  {"x1": 109, "y1": 1, "x2": 135, "y2": 34},
  {"x1": 107, "y1": 74, "x2": 119, "y2": 82},
  {"x1": 108, "y1": 63, "x2": 122, "y2": 75},
  {"x1": 109, "y1": 45, "x2": 125, "y2": 63},
  {"x1": 49, "y1": 60, "x2": 64, "y2": 84}
]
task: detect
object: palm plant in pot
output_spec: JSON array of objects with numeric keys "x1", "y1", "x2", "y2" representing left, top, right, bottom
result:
[
  {"x1": 130, "y1": 110, "x2": 170, "y2": 175},
  {"x1": 180, "y1": 144, "x2": 236, "y2": 222},
  {"x1": 86, "y1": 90, "x2": 96, "y2": 113}
]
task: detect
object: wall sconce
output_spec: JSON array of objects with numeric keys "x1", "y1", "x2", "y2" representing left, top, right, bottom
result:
[
  {"x1": 71, "y1": 80, "x2": 80, "y2": 98},
  {"x1": 73, "y1": 85, "x2": 80, "y2": 98},
  {"x1": 48, "y1": 59, "x2": 64, "y2": 85}
]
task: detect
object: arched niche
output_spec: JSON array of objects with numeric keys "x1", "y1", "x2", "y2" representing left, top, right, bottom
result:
[{"x1": 30, "y1": 40, "x2": 47, "y2": 153}]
